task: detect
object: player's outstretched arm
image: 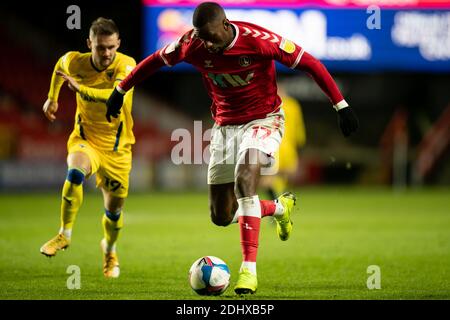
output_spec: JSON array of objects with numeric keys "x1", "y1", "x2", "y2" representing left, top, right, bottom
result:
[
  {"x1": 56, "y1": 70, "x2": 126, "y2": 105},
  {"x1": 44, "y1": 55, "x2": 67, "y2": 122},
  {"x1": 106, "y1": 52, "x2": 166, "y2": 122},
  {"x1": 297, "y1": 52, "x2": 359, "y2": 137}
]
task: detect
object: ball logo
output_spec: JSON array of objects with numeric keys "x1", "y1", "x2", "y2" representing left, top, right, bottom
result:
[{"x1": 239, "y1": 56, "x2": 252, "y2": 67}]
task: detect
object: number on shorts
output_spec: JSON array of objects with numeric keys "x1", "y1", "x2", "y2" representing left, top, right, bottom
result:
[
  {"x1": 104, "y1": 177, "x2": 122, "y2": 192},
  {"x1": 252, "y1": 126, "x2": 272, "y2": 139}
]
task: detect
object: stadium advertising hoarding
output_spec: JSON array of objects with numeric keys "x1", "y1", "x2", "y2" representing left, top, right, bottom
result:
[
  {"x1": 142, "y1": 0, "x2": 450, "y2": 8},
  {"x1": 142, "y1": 0, "x2": 450, "y2": 72}
]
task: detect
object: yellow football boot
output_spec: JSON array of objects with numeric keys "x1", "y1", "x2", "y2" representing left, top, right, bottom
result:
[
  {"x1": 40, "y1": 234, "x2": 70, "y2": 257},
  {"x1": 275, "y1": 192, "x2": 297, "y2": 241},
  {"x1": 101, "y1": 239, "x2": 120, "y2": 278},
  {"x1": 234, "y1": 268, "x2": 258, "y2": 295}
]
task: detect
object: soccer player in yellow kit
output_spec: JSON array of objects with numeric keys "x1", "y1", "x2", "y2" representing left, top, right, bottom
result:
[
  {"x1": 261, "y1": 85, "x2": 306, "y2": 198},
  {"x1": 40, "y1": 18, "x2": 136, "y2": 278}
]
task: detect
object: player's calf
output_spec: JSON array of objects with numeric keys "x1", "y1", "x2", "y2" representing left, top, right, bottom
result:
[
  {"x1": 210, "y1": 206, "x2": 234, "y2": 226},
  {"x1": 209, "y1": 184, "x2": 238, "y2": 226}
]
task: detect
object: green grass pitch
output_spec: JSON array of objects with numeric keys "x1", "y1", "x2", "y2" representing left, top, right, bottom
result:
[{"x1": 0, "y1": 187, "x2": 449, "y2": 300}]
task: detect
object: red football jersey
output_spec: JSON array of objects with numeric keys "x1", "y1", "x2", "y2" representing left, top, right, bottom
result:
[
  {"x1": 119, "y1": 21, "x2": 345, "y2": 125},
  {"x1": 158, "y1": 21, "x2": 304, "y2": 125}
]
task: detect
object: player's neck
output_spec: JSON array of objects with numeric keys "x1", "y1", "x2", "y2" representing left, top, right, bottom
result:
[
  {"x1": 225, "y1": 24, "x2": 236, "y2": 48},
  {"x1": 90, "y1": 55, "x2": 115, "y2": 72},
  {"x1": 90, "y1": 57, "x2": 105, "y2": 72}
]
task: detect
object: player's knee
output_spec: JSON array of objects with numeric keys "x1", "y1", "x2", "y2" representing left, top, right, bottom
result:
[
  {"x1": 105, "y1": 197, "x2": 125, "y2": 215},
  {"x1": 104, "y1": 208, "x2": 122, "y2": 222},
  {"x1": 66, "y1": 168, "x2": 85, "y2": 185},
  {"x1": 209, "y1": 205, "x2": 232, "y2": 227}
]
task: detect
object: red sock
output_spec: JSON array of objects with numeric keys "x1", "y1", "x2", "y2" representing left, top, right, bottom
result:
[
  {"x1": 260, "y1": 200, "x2": 276, "y2": 218},
  {"x1": 239, "y1": 216, "x2": 261, "y2": 262}
]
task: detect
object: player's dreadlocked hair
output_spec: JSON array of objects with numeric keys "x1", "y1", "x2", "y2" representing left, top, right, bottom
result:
[
  {"x1": 193, "y1": 2, "x2": 225, "y2": 28},
  {"x1": 90, "y1": 17, "x2": 120, "y2": 38}
]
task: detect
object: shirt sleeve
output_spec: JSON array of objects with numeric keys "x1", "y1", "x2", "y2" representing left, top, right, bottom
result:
[
  {"x1": 295, "y1": 51, "x2": 346, "y2": 107},
  {"x1": 159, "y1": 30, "x2": 195, "y2": 67},
  {"x1": 47, "y1": 51, "x2": 77, "y2": 101},
  {"x1": 257, "y1": 30, "x2": 346, "y2": 108},
  {"x1": 258, "y1": 32, "x2": 305, "y2": 69},
  {"x1": 119, "y1": 30, "x2": 195, "y2": 92}
]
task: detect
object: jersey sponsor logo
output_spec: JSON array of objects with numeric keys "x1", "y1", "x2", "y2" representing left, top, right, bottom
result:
[
  {"x1": 279, "y1": 38, "x2": 296, "y2": 54},
  {"x1": 207, "y1": 72, "x2": 254, "y2": 88},
  {"x1": 239, "y1": 56, "x2": 252, "y2": 67},
  {"x1": 80, "y1": 92, "x2": 95, "y2": 102}
]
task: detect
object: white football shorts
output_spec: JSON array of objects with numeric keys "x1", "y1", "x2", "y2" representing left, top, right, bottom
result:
[{"x1": 207, "y1": 109, "x2": 285, "y2": 185}]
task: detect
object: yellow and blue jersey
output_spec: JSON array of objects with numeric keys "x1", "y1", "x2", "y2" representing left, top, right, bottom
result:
[{"x1": 48, "y1": 51, "x2": 136, "y2": 152}]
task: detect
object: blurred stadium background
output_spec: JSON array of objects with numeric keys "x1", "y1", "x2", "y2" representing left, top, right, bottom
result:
[
  {"x1": 0, "y1": 0, "x2": 449, "y2": 300},
  {"x1": 0, "y1": 0, "x2": 449, "y2": 192}
]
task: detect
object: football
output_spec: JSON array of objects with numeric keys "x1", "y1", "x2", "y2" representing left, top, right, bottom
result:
[{"x1": 188, "y1": 256, "x2": 231, "y2": 296}]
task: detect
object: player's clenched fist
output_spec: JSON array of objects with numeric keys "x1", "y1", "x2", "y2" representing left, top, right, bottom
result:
[
  {"x1": 43, "y1": 99, "x2": 59, "y2": 122},
  {"x1": 106, "y1": 87, "x2": 124, "y2": 122}
]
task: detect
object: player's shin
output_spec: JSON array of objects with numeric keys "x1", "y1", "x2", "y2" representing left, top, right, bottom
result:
[
  {"x1": 238, "y1": 195, "x2": 261, "y2": 275},
  {"x1": 60, "y1": 167, "x2": 85, "y2": 239},
  {"x1": 102, "y1": 209, "x2": 123, "y2": 253}
]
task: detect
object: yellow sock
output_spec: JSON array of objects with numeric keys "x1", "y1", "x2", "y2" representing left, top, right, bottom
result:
[
  {"x1": 102, "y1": 210, "x2": 123, "y2": 252},
  {"x1": 60, "y1": 176, "x2": 84, "y2": 235}
]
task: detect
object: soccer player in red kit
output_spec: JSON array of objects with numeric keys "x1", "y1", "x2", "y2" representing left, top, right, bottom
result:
[{"x1": 106, "y1": 2, "x2": 358, "y2": 294}]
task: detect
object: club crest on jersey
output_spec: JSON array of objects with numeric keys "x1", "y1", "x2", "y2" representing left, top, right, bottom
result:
[
  {"x1": 279, "y1": 38, "x2": 296, "y2": 54},
  {"x1": 106, "y1": 70, "x2": 114, "y2": 80},
  {"x1": 239, "y1": 56, "x2": 252, "y2": 67},
  {"x1": 204, "y1": 60, "x2": 214, "y2": 68}
]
